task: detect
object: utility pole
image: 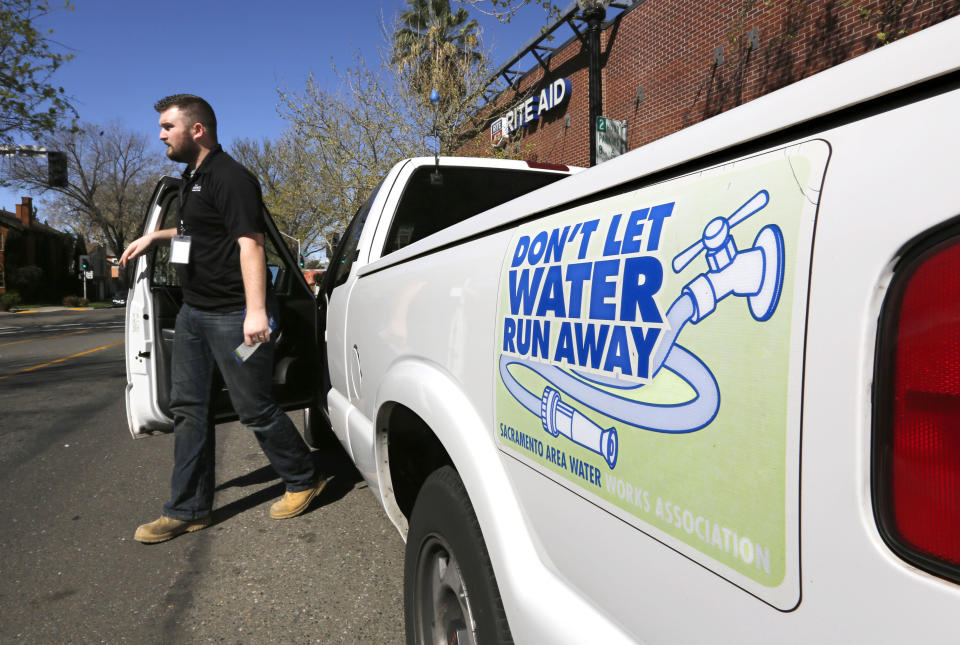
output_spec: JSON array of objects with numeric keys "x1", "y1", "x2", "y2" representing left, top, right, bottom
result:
[
  {"x1": 279, "y1": 231, "x2": 304, "y2": 268},
  {"x1": 578, "y1": 0, "x2": 610, "y2": 167},
  {"x1": 79, "y1": 255, "x2": 90, "y2": 300}
]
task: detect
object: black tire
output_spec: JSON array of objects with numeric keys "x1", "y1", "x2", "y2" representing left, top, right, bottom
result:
[{"x1": 404, "y1": 466, "x2": 513, "y2": 645}]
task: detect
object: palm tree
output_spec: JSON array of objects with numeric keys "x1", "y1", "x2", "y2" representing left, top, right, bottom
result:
[{"x1": 391, "y1": 0, "x2": 483, "y2": 105}]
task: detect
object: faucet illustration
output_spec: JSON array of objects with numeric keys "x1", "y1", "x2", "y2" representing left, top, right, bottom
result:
[
  {"x1": 648, "y1": 190, "x2": 784, "y2": 379},
  {"x1": 672, "y1": 189, "x2": 784, "y2": 324},
  {"x1": 500, "y1": 189, "x2": 786, "y2": 470}
]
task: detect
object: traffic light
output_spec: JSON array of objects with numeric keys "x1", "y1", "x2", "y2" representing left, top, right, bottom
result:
[
  {"x1": 79, "y1": 255, "x2": 90, "y2": 271},
  {"x1": 47, "y1": 151, "x2": 68, "y2": 188},
  {"x1": 298, "y1": 254, "x2": 305, "y2": 268}
]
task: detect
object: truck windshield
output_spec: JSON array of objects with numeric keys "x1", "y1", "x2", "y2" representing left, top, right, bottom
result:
[{"x1": 383, "y1": 166, "x2": 566, "y2": 255}]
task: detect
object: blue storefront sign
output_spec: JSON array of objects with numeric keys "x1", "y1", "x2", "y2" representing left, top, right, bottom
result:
[{"x1": 491, "y1": 78, "x2": 573, "y2": 147}]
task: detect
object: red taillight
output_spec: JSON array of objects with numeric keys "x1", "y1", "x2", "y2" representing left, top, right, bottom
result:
[{"x1": 875, "y1": 234, "x2": 960, "y2": 580}]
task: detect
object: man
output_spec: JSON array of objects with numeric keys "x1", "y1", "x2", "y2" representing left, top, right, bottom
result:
[{"x1": 120, "y1": 94, "x2": 326, "y2": 544}]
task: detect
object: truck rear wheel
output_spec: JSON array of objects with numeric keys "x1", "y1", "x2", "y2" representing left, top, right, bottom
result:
[{"x1": 404, "y1": 466, "x2": 512, "y2": 645}]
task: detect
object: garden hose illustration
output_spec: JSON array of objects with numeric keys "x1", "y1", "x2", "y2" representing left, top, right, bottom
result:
[{"x1": 499, "y1": 190, "x2": 785, "y2": 469}]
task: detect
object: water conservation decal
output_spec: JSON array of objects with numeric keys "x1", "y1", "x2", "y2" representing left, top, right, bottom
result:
[{"x1": 494, "y1": 141, "x2": 829, "y2": 608}]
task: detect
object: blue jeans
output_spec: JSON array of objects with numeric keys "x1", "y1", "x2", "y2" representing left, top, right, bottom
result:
[{"x1": 163, "y1": 303, "x2": 315, "y2": 520}]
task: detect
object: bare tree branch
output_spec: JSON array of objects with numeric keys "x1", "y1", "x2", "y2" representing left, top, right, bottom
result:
[
  {"x1": 3, "y1": 122, "x2": 174, "y2": 255},
  {"x1": 454, "y1": 0, "x2": 560, "y2": 23}
]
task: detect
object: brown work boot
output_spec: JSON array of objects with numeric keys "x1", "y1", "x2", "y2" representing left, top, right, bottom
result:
[
  {"x1": 134, "y1": 516, "x2": 211, "y2": 544},
  {"x1": 269, "y1": 477, "x2": 330, "y2": 519}
]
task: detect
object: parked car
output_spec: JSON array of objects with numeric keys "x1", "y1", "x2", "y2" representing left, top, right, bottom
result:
[{"x1": 111, "y1": 290, "x2": 127, "y2": 307}]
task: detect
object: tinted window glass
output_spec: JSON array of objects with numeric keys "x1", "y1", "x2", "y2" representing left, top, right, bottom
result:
[
  {"x1": 150, "y1": 193, "x2": 181, "y2": 287},
  {"x1": 383, "y1": 166, "x2": 565, "y2": 255},
  {"x1": 263, "y1": 221, "x2": 291, "y2": 295},
  {"x1": 325, "y1": 181, "x2": 384, "y2": 295}
]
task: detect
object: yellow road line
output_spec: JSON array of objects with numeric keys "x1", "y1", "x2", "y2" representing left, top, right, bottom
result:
[
  {"x1": 0, "y1": 329, "x2": 89, "y2": 348},
  {"x1": 0, "y1": 340, "x2": 125, "y2": 380},
  {"x1": 13, "y1": 309, "x2": 39, "y2": 314}
]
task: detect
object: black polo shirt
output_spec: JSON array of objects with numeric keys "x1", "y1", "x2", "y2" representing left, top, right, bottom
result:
[{"x1": 176, "y1": 146, "x2": 266, "y2": 312}]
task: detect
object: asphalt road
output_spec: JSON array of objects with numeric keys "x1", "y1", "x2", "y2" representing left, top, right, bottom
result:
[{"x1": 0, "y1": 307, "x2": 405, "y2": 644}]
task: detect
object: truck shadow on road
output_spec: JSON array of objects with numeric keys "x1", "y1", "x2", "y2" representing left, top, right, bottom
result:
[{"x1": 210, "y1": 442, "x2": 362, "y2": 525}]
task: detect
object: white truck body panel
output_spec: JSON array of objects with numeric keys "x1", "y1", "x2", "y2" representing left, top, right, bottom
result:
[
  {"x1": 124, "y1": 184, "x2": 176, "y2": 437},
  {"x1": 335, "y1": 18, "x2": 960, "y2": 643}
]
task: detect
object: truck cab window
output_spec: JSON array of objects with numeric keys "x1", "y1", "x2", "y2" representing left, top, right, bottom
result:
[{"x1": 382, "y1": 166, "x2": 566, "y2": 255}]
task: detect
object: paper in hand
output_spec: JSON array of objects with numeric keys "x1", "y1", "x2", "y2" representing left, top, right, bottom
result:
[
  {"x1": 233, "y1": 313, "x2": 277, "y2": 364},
  {"x1": 233, "y1": 341, "x2": 262, "y2": 364}
]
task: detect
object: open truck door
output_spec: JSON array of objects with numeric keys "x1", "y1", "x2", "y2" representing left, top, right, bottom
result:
[{"x1": 124, "y1": 177, "x2": 321, "y2": 438}]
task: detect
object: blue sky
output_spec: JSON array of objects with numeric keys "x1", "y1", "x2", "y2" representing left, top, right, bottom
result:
[{"x1": 2, "y1": 0, "x2": 552, "y2": 213}]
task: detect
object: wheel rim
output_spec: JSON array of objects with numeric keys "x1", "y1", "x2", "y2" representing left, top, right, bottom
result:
[{"x1": 414, "y1": 534, "x2": 478, "y2": 645}]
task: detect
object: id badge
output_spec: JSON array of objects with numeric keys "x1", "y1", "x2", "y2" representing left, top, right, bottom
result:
[{"x1": 170, "y1": 235, "x2": 191, "y2": 264}]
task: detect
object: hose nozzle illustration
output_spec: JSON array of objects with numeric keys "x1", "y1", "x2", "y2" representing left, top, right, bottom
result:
[{"x1": 541, "y1": 387, "x2": 618, "y2": 468}]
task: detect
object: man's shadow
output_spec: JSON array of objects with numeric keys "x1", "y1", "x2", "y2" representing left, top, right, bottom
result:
[{"x1": 211, "y1": 438, "x2": 362, "y2": 524}]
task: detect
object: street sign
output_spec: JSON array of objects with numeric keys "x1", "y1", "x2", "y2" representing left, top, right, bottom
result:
[
  {"x1": 85, "y1": 271, "x2": 93, "y2": 280},
  {"x1": 596, "y1": 116, "x2": 628, "y2": 164}
]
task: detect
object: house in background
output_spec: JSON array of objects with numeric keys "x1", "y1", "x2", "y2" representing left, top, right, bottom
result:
[
  {"x1": 0, "y1": 196, "x2": 78, "y2": 301},
  {"x1": 83, "y1": 243, "x2": 119, "y2": 302}
]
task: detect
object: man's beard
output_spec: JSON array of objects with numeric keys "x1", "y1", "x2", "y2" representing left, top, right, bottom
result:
[{"x1": 166, "y1": 140, "x2": 198, "y2": 164}]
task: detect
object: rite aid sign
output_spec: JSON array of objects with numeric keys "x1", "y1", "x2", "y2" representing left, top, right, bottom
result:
[{"x1": 491, "y1": 78, "x2": 572, "y2": 147}]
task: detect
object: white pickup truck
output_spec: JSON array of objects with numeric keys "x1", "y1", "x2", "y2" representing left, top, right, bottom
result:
[{"x1": 127, "y1": 17, "x2": 960, "y2": 645}]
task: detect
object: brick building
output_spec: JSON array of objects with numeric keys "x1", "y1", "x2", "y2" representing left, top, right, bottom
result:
[
  {"x1": 457, "y1": 0, "x2": 960, "y2": 166},
  {"x1": 0, "y1": 196, "x2": 77, "y2": 300}
]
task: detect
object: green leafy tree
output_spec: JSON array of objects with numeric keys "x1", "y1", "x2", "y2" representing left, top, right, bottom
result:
[
  {"x1": 268, "y1": 60, "x2": 418, "y2": 257},
  {"x1": 392, "y1": 2, "x2": 479, "y2": 100},
  {"x1": 235, "y1": 3, "x2": 495, "y2": 257},
  {"x1": 231, "y1": 130, "x2": 343, "y2": 260},
  {"x1": 392, "y1": 0, "x2": 482, "y2": 97},
  {"x1": 0, "y1": 0, "x2": 76, "y2": 144},
  {"x1": 391, "y1": 0, "x2": 492, "y2": 153}
]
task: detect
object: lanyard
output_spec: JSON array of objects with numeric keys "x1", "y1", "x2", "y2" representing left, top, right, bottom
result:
[{"x1": 177, "y1": 168, "x2": 199, "y2": 235}]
